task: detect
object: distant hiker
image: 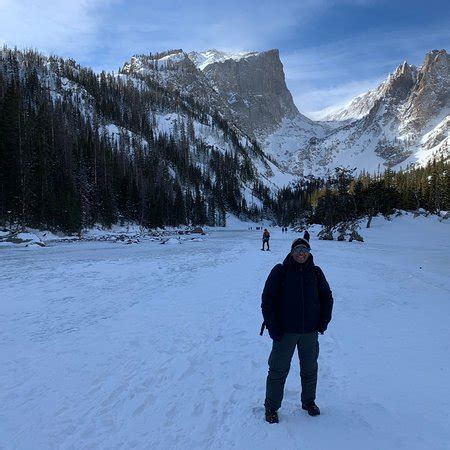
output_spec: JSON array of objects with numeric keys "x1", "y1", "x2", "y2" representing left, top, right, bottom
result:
[
  {"x1": 262, "y1": 229, "x2": 270, "y2": 251},
  {"x1": 303, "y1": 230, "x2": 310, "y2": 242},
  {"x1": 260, "y1": 238, "x2": 333, "y2": 423}
]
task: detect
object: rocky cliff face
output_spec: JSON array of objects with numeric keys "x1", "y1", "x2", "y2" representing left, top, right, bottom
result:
[
  {"x1": 402, "y1": 49, "x2": 450, "y2": 133},
  {"x1": 193, "y1": 49, "x2": 299, "y2": 139}
]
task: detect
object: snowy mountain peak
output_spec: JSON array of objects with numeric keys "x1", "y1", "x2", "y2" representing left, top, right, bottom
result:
[
  {"x1": 403, "y1": 49, "x2": 450, "y2": 134},
  {"x1": 299, "y1": 49, "x2": 449, "y2": 175},
  {"x1": 187, "y1": 49, "x2": 259, "y2": 71},
  {"x1": 391, "y1": 60, "x2": 415, "y2": 79},
  {"x1": 198, "y1": 48, "x2": 299, "y2": 138},
  {"x1": 381, "y1": 61, "x2": 417, "y2": 102},
  {"x1": 322, "y1": 61, "x2": 417, "y2": 123},
  {"x1": 422, "y1": 48, "x2": 449, "y2": 71},
  {"x1": 321, "y1": 88, "x2": 381, "y2": 123}
]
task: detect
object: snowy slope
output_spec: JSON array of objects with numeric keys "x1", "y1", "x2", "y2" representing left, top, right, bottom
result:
[
  {"x1": 262, "y1": 115, "x2": 331, "y2": 173},
  {"x1": 1, "y1": 214, "x2": 449, "y2": 449},
  {"x1": 399, "y1": 114, "x2": 450, "y2": 167}
]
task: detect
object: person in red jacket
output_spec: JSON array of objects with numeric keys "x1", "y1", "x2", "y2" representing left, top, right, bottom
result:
[{"x1": 262, "y1": 229, "x2": 270, "y2": 251}]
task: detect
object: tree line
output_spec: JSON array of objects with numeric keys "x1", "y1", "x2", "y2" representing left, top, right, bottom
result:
[{"x1": 272, "y1": 161, "x2": 449, "y2": 227}]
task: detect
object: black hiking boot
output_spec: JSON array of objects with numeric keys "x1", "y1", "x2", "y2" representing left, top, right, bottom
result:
[
  {"x1": 302, "y1": 401, "x2": 320, "y2": 416},
  {"x1": 265, "y1": 407, "x2": 279, "y2": 423}
]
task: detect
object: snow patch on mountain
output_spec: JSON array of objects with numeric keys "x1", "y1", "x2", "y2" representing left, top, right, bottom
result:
[
  {"x1": 188, "y1": 50, "x2": 259, "y2": 71},
  {"x1": 400, "y1": 114, "x2": 450, "y2": 167},
  {"x1": 257, "y1": 157, "x2": 298, "y2": 189},
  {"x1": 155, "y1": 50, "x2": 185, "y2": 65}
]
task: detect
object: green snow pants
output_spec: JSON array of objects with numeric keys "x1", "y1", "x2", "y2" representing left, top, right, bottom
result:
[{"x1": 264, "y1": 332, "x2": 319, "y2": 411}]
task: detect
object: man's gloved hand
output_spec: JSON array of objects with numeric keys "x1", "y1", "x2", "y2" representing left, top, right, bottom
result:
[{"x1": 268, "y1": 328, "x2": 283, "y2": 341}]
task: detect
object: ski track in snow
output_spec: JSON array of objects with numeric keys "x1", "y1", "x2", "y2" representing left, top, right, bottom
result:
[{"x1": 1, "y1": 216, "x2": 449, "y2": 449}]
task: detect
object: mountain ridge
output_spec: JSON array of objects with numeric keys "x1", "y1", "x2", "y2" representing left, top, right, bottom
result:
[
  {"x1": 309, "y1": 49, "x2": 449, "y2": 174},
  {"x1": 125, "y1": 46, "x2": 449, "y2": 175}
]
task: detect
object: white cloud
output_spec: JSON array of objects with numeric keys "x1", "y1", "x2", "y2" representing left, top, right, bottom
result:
[{"x1": 0, "y1": 0, "x2": 118, "y2": 58}]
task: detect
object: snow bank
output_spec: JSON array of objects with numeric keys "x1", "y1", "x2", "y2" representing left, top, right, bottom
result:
[{"x1": 0, "y1": 231, "x2": 45, "y2": 247}]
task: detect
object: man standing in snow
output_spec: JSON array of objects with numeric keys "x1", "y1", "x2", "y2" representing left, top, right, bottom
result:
[
  {"x1": 261, "y1": 238, "x2": 333, "y2": 423},
  {"x1": 262, "y1": 229, "x2": 270, "y2": 251}
]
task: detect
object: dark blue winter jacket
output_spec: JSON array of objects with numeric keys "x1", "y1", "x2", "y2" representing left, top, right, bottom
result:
[{"x1": 261, "y1": 254, "x2": 333, "y2": 339}]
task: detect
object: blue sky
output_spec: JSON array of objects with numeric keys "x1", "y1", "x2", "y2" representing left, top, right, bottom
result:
[{"x1": 1, "y1": 0, "x2": 449, "y2": 117}]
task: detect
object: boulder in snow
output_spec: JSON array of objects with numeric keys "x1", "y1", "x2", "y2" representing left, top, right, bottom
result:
[
  {"x1": 318, "y1": 228, "x2": 333, "y2": 240},
  {"x1": 349, "y1": 229, "x2": 364, "y2": 242},
  {"x1": 161, "y1": 237, "x2": 181, "y2": 245}
]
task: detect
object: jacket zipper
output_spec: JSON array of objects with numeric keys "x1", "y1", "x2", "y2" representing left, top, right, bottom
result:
[{"x1": 300, "y1": 267, "x2": 304, "y2": 333}]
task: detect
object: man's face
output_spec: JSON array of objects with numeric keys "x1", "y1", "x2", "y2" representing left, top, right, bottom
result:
[{"x1": 292, "y1": 249, "x2": 310, "y2": 264}]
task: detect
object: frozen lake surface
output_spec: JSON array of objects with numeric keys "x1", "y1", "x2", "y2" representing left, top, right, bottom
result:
[{"x1": 1, "y1": 215, "x2": 449, "y2": 449}]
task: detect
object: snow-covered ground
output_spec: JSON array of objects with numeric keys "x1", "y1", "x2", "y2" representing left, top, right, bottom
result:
[{"x1": 1, "y1": 215, "x2": 449, "y2": 449}]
